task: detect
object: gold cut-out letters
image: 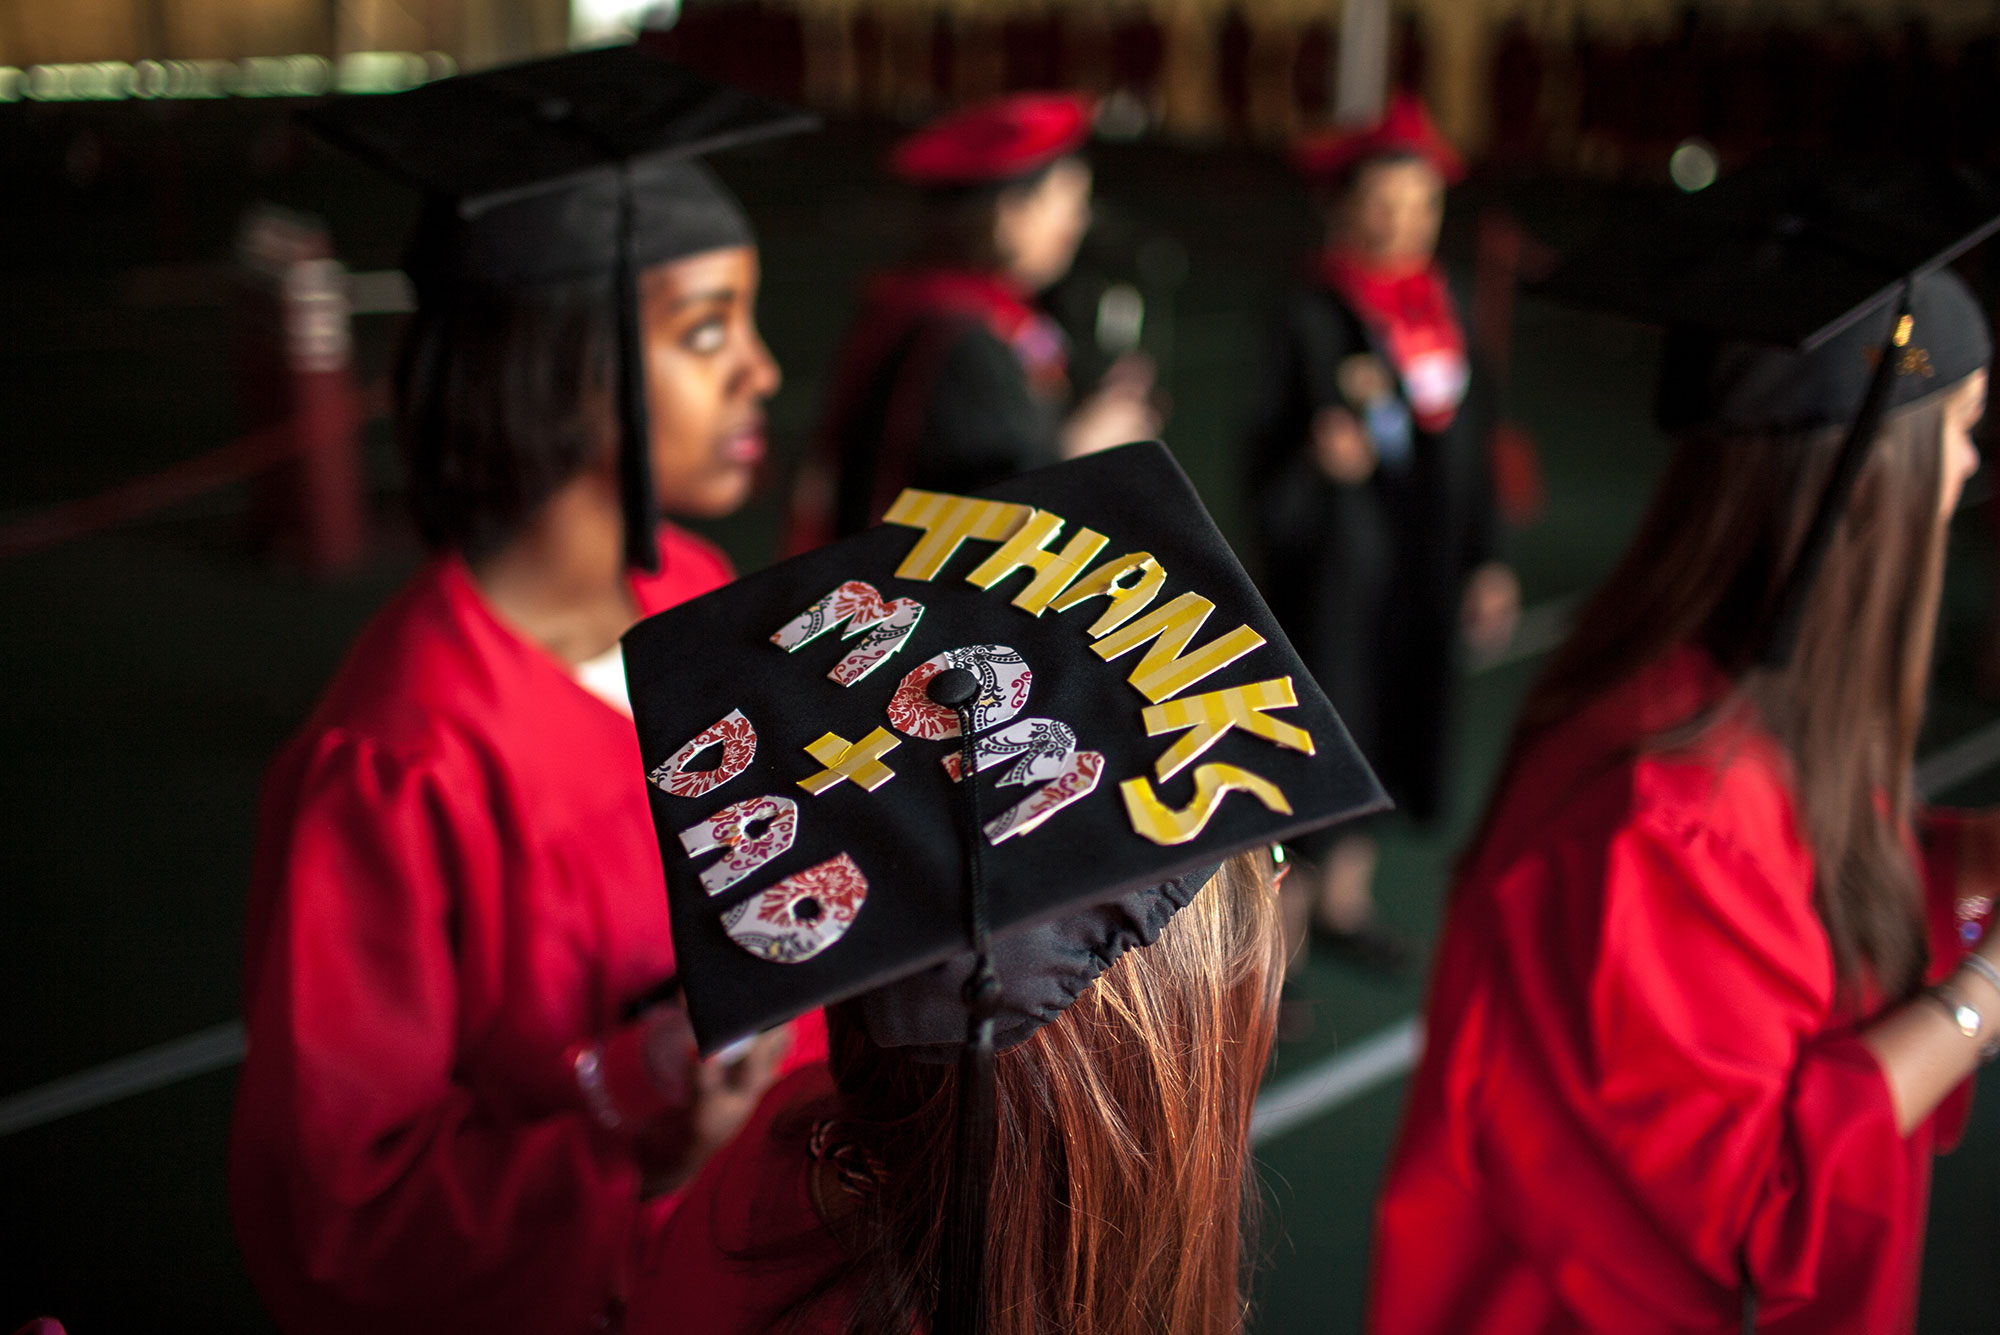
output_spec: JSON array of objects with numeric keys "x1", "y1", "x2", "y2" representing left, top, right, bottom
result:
[
  {"x1": 1091, "y1": 592, "x2": 1266, "y2": 704},
  {"x1": 964, "y1": 509, "x2": 1110, "y2": 616},
  {"x1": 874, "y1": 483, "x2": 1305, "y2": 845},
  {"x1": 1119, "y1": 764, "x2": 1293, "y2": 846},
  {"x1": 797, "y1": 727, "x2": 902, "y2": 794},
  {"x1": 882, "y1": 490, "x2": 1031, "y2": 580},
  {"x1": 1141, "y1": 678, "x2": 1314, "y2": 781}
]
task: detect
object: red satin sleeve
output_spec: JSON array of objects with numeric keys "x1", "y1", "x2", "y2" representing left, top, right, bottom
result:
[
  {"x1": 1463, "y1": 812, "x2": 1921, "y2": 1330},
  {"x1": 229, "y1": 732, "x2": 641, "y2": 1335},
  {"x1": 625, "y1": 1066, "x2": 854, "y2": 1335}
]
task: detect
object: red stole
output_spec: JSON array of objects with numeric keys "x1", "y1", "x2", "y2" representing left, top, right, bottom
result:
[
  {"x1": 856, "y1": 268, "x2": 1069, "y2": 399},
  {"x1": 785, "y1": 268, "x2": 1069, "y2": 556},
  {"x1": 1318, "y1": 249, "x2": 1468, "y2": 432}
]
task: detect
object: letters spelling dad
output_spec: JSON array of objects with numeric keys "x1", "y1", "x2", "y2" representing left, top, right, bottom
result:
[{"x1": 645, "y1": 487, "x2": 1319, "y2": 966}]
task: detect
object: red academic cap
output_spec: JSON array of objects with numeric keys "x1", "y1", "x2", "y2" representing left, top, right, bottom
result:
[
  {"x1": 1292, "y1": 92, "x2": 1465, "y2": 186},
  {"x1": 891, "y1": 91, "x2": 1095, "y2": 187}
]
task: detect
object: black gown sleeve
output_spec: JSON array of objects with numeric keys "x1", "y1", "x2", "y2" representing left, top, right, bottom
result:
[
  {"x1": 1245, "y1": 289, "x2": 1367, "y2": 559},
  {"x1": 1450, "y1": 355, "x2": 1503, "y2": 575},
  {"x1": 908, "y1": 323, "x2": 1064, "y2": 497}
]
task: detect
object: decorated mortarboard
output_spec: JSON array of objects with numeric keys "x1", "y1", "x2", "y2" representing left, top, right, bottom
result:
[
  {"x1": 624, "y1": 439, "x2": 1382, "y2": 1047},
  {"x1": 300, "y1": 45, "x2": 815, "y2": 572},
  {"x1": 623, "y1": 441, "x2": 1385, "y2": 1333},
  {"x1": 891, "y1": 91, "x2": 1096, "y2": 188},
  {"x1": 1537, "y1": 157, "x2": 1999, "y2": 666},
  {"x1": 1292, "y1": 91, "x2": 1466, "y2": 186}
]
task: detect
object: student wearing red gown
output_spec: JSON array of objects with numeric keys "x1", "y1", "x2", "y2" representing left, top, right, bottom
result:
[
  {"x1": 787, "y1": 92, "x2": 1159, "y2": 550},
  {"x1": 621, "y1": 854, "x2": 1281, "y2": 1335},
  {"x1": 606, "y1": 441, "x2": 1388, "y2": 1334},
  {"x1": 1371, "y1": 179, "x2": 2000, "y2": 1333},
  {"x1": 229, "y1": 50, "x2": 823, "y2": 1334}
]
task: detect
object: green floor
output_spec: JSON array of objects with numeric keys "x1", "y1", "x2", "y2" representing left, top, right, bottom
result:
[{"x1": 4, "y1": 102, "x2": 1998, "y2": 1330}]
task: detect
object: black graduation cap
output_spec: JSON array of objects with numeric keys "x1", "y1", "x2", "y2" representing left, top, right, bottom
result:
[
  {"x1": 1538, "y1": 158, "x2": 1999, "y2": 664},
  {"x1": 300, "y1": 45, "x2": 815, "y2": 571},
  {"x1": 625, "y1": 439, "x2": 1382, "y2": 1045},
  {"x1": 623, "y1": 442, "x2": 1384, "y2": 1333}
]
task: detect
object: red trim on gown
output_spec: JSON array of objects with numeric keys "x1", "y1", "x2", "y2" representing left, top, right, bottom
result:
[
  {"x1": 1316, "y1": 248, "x2": 1469, "y2": 433},
  {"x1": 229, "y1": 524, "x2": 826, "y2": 1335},
  {"x1": 785, "y1": 268, "x2": 1067, "y2": 555},
  {"x1": 851, "y1": 268, "x2": 1068, "y2": 393},
  {"x1": 1370, "y1": 646, "x2": 1979, "y2": 1335}
]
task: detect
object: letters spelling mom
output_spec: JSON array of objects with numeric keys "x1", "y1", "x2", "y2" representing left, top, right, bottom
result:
[{"x1": 648, "y1": 488, "x2": 1316, "y2": 965}]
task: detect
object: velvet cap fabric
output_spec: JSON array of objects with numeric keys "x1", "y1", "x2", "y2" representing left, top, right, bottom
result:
[
  {"x1": 300, "y1": 44, "x2": 814, "y2": 287},
  {"x1": 1292, "y1": 92, "x2": 1466, "y2": 186},
  {"x1": 623, "y1": 442, "x2": 1387, "y2": 1053},
  {"x1": 399, "y1": 158, "x2": 751, "y2": 293},
  {"x1": 891, "y1": 91, "x2": 1095, "y2": 187},
  {"x1": 858, "y1": 861, "x2": 1219, "y2": 1061},
  {"x1": 1657, "y1": 269, "x2": 1991, "y2": 434},
  {"x1": 299, "y1": 44, "x2": 814, "y2": 573},
  {"x1": 1538, "y1": 158, "x2": 2000, "y2": 432}
]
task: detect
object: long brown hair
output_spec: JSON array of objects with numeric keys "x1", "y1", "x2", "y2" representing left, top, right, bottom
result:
[
  {"x1": 1504, "y1": 390, "x2": 1953, "y2": 998},
  {"x1": 799, "y1": 851, "x2": 1282, "y2": 1335}
]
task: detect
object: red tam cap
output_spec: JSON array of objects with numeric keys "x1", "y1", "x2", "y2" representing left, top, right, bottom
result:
[
  {"x1": 891, "y1": 92, "x2": 1095, "y2": 187},
  {"x1": 1292, "y1": 92, "x2": 1465, "y2": 186}
]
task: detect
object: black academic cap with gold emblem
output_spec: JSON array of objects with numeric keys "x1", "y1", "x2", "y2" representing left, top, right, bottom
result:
[
  {"x1": 1537, "y1": 157, "x2": 1998, "y2": 663},
  {"x1": 300, "y1": 45, "x2": 814, "y2": 571}
]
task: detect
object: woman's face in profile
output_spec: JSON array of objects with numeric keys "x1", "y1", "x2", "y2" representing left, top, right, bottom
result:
[
  {"x1": 1940, "y1": 368, "x2": 1988, "y2": 517},
  {"x1": 640, "y1": 245, "x2": 782, "y2": 520}
]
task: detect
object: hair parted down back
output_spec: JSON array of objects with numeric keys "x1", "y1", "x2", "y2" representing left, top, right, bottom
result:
[
  {"x1": 783, "y1": 850, "x2": 1283, "y2": 1335},
  {"x1": 1504, "y1": 386, "x2": 1954, "y2": 1000},
  {"x1": 393, "y1": 279, "x2": 614, "y2": 561}
]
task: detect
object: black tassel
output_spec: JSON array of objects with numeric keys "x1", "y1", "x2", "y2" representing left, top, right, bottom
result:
[
  {"x1": 937, "y1": 957, "x2": 999, "y2": 1335},
  {"x1": 928, "y1": 673, "x2": 999, "y2": 1335},
  {"x1": 415, "y1": 297, "x2": 456, "y2": 513},
  {"x1": 614, "y1": 166, "x2": 662, "y2": 574},
  {"x1": 1755, "y1": 281, "x2": 1911, "y2": 669}
]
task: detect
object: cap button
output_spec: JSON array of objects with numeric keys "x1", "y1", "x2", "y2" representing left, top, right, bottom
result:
[
  {"x1": 964, "y1": 965, "x2": 1004, "y2": 1019},
  {"x1": 927, "y1": 667, "x2": 980, "y2": 709}
]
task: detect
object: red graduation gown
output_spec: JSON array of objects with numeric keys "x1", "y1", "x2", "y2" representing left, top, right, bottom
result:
[
  {"x1": 1371, "y1": 647, "x2": 1984, "y2": 1335},
  {"x1": 624, "y1": 1065, "x2": 856, "y2": 1335},
  {"x1": 229, "y1": 525, "x2": 825, "y2": 1335}
]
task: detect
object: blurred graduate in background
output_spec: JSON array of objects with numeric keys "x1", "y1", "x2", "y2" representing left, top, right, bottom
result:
[
  {"x1": 786, "y1": 92, "x2": 1161, "y2": 551},
  {"x1": 228, "y1": 47, "x2": 826, "y2": 1335},
  {"x1": 1373, "y1": 163, "x2": 2000, "y2": 1334},
  {"x1": 1245, "y1": 95, "x2": 1518, "y2": 980}
]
